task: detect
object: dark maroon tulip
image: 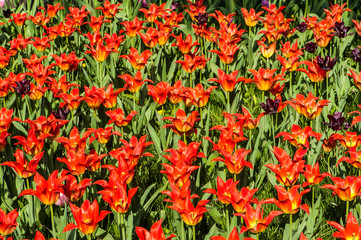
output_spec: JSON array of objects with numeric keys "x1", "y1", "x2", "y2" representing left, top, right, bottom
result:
[
  {"x1": 14, "y1": 79, "x2": 31, "y2": 96},
  {"x1": 324, "y1": 112, "x2": 350, "y2": 131},
  {"x1": 296, "y1": 22, "x2": 307, "y2": 33},
  {"x1": 194, "y1": 12, "x2": 208, "y2": 25},
  {"x1": 332, "y1": 22, "x2": 351, "y2": 38},
  {"x1": 260, "y1": 98, "x2": 280, "y2": 115},
  {"x1": 261, "y1": 0, "x2": 269, "y2": 7},
  {"x1": 305, "y1": 42, "x2": 318, "y2": 53},
  {"x1": 171, "y1": 1, "x2": 180, "y2": 11},
  {"x1": 51, "y1": 106, "x2": 70, "y2": 120},
  {"x1": 316, "y1": 56, "x2": 337, "y2": 71},
  {"x1": 352, "y1": 48, "x2": 361, "y2": 62}
]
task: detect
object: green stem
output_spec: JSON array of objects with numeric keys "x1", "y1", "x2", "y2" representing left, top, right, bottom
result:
[
  {"x1": 346, "y1": 201, "x2": 349, "y2": 220},
  {"x1": 192, "y1": 225, "x2": 196, "y2": 240},
  {"x1": 181, "y1": 219, "x2": 185, "y2": 240},
  {"x1": 50, "y1": 204, "x2": 56, "y2": 238},
  {"x1": 200, "y1": 107, "x2": 203, "y2": 127},
  {"x1": 87, "y1": 234, "x2": 92, "y2": 240},
  {"x1": 289, "y1": 73, "x2": 292, "y2": 98},
  {"x1": 234, "y1": 174, "x2": 236, "y2": 182},
  {"x1": 226, "y1": 91, "x2": 230, "y2": 113},
  {"x1": 305, "y1": 0, "x2": 308, "y2": 15},
  {"x1": 133, "y1": 92, "x2": 136, "y2": 110},
  {"x1": 290, "y1": 213, "x2": 293, "y2": 240},
  {"x1": 190, "y1": 73, "x2": 193, "y2": 88},
  {"x1": 312, "y1": 185, "x2": 315, "y2": 209},
  {"x1": 257, "y1": 233, "x2": 259, "y2": 240},
  {"x1": 183, "y1": 132, "x2": 187, "y2": 145},
  {"x1": 225, "y1": 206, "x2": 229, "y2": 238},
  {"x1": 121, "y1": 213, "x2": 126, "y2": 240}
]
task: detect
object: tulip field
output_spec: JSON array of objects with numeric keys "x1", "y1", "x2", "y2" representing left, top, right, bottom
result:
[{"x1": 2, "y1": 0, "x2": 361, "y2": 239}]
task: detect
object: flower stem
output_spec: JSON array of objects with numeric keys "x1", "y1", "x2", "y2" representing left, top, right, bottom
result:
[
  {"x1": 181, "y1": 219, "x2": 185, "y2": 240},
  {"x1": 192, "y1": 225, "x2": 196, "y2": 240},
  {"x1": 120, "y1": 213, "x2": 126, "y2": 240},
  {"x1": 290, "y1": 213, "x2": 293, "y2": 240},
  {"x1": 50, "y1": 204, "x2": 56, "y2": 238},
  {"x1": 225, "y1": 206, "x2": 229, "y2": 237},
  {"x1": 346, "y1": 201, "x2": 349, "y2": 220},
  {"x1": 87, "y1": 234, "x2": 92, "y2": 240},
  {"x1": 289, "y1": 73, "x2": 292, "y2": 98},
  {"x1": 226, "y1": 91, "x2": 230, "y2": 113},
  {"x1": 312, "y1": 185, "x2": 315, "y2": 209},
  {"x1": 183, "y1": 132, "x2": 187, "y2": 145}
]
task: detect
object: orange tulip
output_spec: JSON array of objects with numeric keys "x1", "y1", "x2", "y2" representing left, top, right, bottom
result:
[
  {"x1": 208, "y1": 69, "x2": 243, "y2": 92},
  {"x1": 264, "y1": 185, "x2": 310, "y2": 214},
  {"x1": 179, "y1": 198, "x2": 209, "y2": 226},
  {"x1": 163, "y1": 140, "x2": 205, "y2": 166},
  {"x1": 348, "y1": 69, "x2": 361, "y2": 90},
  {"x1": 175, "y1": 51, "x2": 209, "y2": 73},
  {"x1": 55, "y1": 126, "x2": 94, "y2": 153},
  {"x1": 235, "y1": 106, "x2": 265, "y2": 130},
  {"x1": 19, "y1": 170, "x2": 67, "y2": 205},
  {"x1": 139, "y1": 3, "x2": 166, "y2": 23},
  {"x1": 0, "y1": 209, "x2": 18, "y2": 236},
  {"x1": 61, "y1": 173, "x2": 92, "y2": 202},
  {"x1": 39, "y1": 4, "x2": 64, "y2": 19},
  {"x1": 212, "y1": 148, "x2": 252, "y2": 175},
  {"x1": 96, "y1": 170, "x2": 138, "y2": 213},
  {"x1": 12, "y1": 129, "x2": 50, "y2": 155},
  {"x1": 241, "y1": 8, "x2": 263, "y2": 27},
  {"x1": 168, "y1": 80, "x2": 185, "y2": 105},
  {"x1": 85, "y1": 41, "x2": 117, "y2": 62},
  {"x1": 285, "y1": 91, "x2": 330, "y2": 120},
  {"x1": 56, "y1": 88, "x2": 83, "y2": 111},
  {"x1": 327, "y1": 211, "x2": 361, "y2": 240},
  {"x1": 147, "y1": 81, "x2": 170, "y2": 105},
  {"x1": 163, "y1": 109, "x2": 200, "y2": 136},
  {"x1": 171, "y1": 33, "x2": 200, "y2": 54},
  {"x1": 182, "y1": 84, "x2": 216, "y2": 108},
  {"x1": 230, "y1": 187, "x2": 258, "y2": 214},
  {"x1": 119, "y1": 71, "x2": 153, "y2": 93},
  {"x1": 106, "y1": 108, "x2": 137, "y2": 127},
  {"x1": 298, "y1": 59, "x2": 327, "y2": 83},
  {"x1": 352, "y1": 20, "x2": 361, "y2": 36},
  {"x1": 139, "y1": 27, "x2": 159, "y2": 48},
  {"x1": 302, "y1": 162, "x2": 331, "y2": 187},
  {"x1": 9, "y1": 13, "x2": 28, "y2": 26},
  {"x1": 204, "y1": 177, "x2": 239, "y2": 205},
  {"x1": 243, "y1": 68, "x2": 285, "y2": 91},
  {"x1": 161, "y1": 160, "x2": 200, "y2": 188},
  {"x1": 235, "y1": 201, "x2": 282, "y2": 234},
  {"x1": 1, "y1": 149, "x2": 43, "y2": 179},
  {"x1": 276, "y1": 124, "x2": 322, "y2": 149},
  {"x1": 265, "y1": 147, "x2": 306, "y2": 187},
  {"x1": 120, "y1": 16, "x2": 146, "y2": 37},
  {"x1": 63, "y1": 199, "x2": 111, "y2": 235},
  {"x1": 332, "y1": 132, "x2": 361, "y2": 149},
  {"x1": 120, "y1": 47, "x2": 152, "y2": 70},
  {"x1": 96, "y1": 0, "x2": 121, "y2": 18},
  {"x1": 51, "y1": 52, "x2": 84, "y2": 72},
  {"x1": 136, "y1": 218, "x2": 176, "y2": 240},
  {"x1": 321, "y1": 176, "x2": 361, "y2": 202},
  {"x1": 256, "y1": 37, "x2": 276, "y2": 59}
]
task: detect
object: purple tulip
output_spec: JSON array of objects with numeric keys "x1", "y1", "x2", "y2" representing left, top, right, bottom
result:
[
  {"x1": 14, "y1": 79, "x2": 31, "y2": 97},
  {"x1": 260, "y1": 98, "x2": 280, "y2": 115},
  {"x1": 296, "y1": 22, "x2": 307, "y2": 33},
  {"x1": 316, "y1": 56, "x2": 337, "y2": 71},
  {"x1": 305, "y1": 42, "x2": 318, "y2": 53},
  {"x1": 324, "y1": 112, "x2": 350, "y2": 131}
]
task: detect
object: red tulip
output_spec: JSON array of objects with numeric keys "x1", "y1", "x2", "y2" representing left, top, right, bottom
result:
[
  {"x1": 163, "y1": 109, "x2": 200, "y2": 136},
  {"x1": 63, "y1": 199, "x2": 111, "y2": 235},
  {"x1": 208, "y1": 69, "x2": 243, "y2": 92},
  {"x1": 1, "y1": 149, "x2": 43, "y2": 179},
  {"x1": 204, "y1": 177, "x2": 239, "y2": 205},
  {"x1": 171, "y1": 33, "x2": 200, "y2": 54},
  {"x1": 161, "y1": 160, "x2": 200, "y2": 188},
  {"x1": 327, "y1": 211, "x2": 361, "y2": 240},
  {"x1": 264, "y1": 185, "x2": 310, "y2": 214},
  {"x1": 230, "y1": 187, "x2": 258, "y2": 213},
  {"x1": 118, "y1": 71, "x2": 153, "y2": 93},
  {"x1": 302, "y1": 162, "x2": 331, "y2": 187},
  {"x1": 276, "y1": 124, "x2": 322, "y2": 149},
  {"x1": 106, "y1": 108, "x2": 137, "y2": 127},
  {"x1": 0, "y1": 209, "x2": 18, "y2": 236},
  {"x1": 147, "y1": 81, "x2": 170, "y2": 106},
  {"x1": 321, "y1": 176, "x2": 361, "y2": 202},
  {"x1": 136, "y1": 218, "x2": 176, "y2": 240},
  {"x1": 120, "y1": 48, "x2": 152, "y2": 70},
  {"x1": 212, "y1": 148, "x2": 252, "y2": 175},
  {"x1": 235, "y1": 201, "x2": 282, "y2": 234},
  {"x1": 19, "y1": 170, "x2": 67, "y2": 205},
  {"x1": 211, "y1": 227, "x2": 240, "y2": 240}
]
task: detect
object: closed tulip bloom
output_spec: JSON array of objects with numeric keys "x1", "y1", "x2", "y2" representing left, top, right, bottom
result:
[
  {"x1": 0, "y1": 209, "x2": 18, "y2": 236},
  {"x1": 327, "y1": 211, "x2": 361, "y2": 240},
  {"x1": 63, "y1": 199, "x2": 111, "y2": 235},
  {"x1": 136, "y1": 219, "x2": 176, "y2": 240}
]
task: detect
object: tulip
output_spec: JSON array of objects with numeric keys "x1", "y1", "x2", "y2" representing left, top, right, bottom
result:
[
  {"x1": 63, "y1": 199, "x2": 111, "y2": 235},
  {"x1": 322, "y1": 176, "x2": 361, "y2": 202},
  {"x1": 171, "y1": 33, "x2": 200, "y2": 54},
  {"x1": 1, "y1": 149, "x2": 43, "y2": 178},
  {"x1": 327, "y1": 211, "x2": 361, "y2": 240},
  {"x1": 161, "y1": 160, "x2": 200, "y2": 188},
  {"x1": 276, "y1": 124, "x2": 322, "y2": 149},
  {"x1": 241, "y1": 8, "x2": 263, "y2": 27},
  {"x1": 208, "y1": 69, "x2": 243, "y2": 92},
  {"x1": 0, "y1": 209, "x2": 18, "y2": 236},
  {"x1": 120, "y1": 48, "x2": 152, "y2": 70},
  {"x1": 163, "y1": 109, "x2": 200, "y2": 138},
  {"x1": 204, "y1": 177, "x2": 239, "y2": 205},
  {"x1": 348, "y1": 69, "x2": 361, "y2": 90},
  {"x1": 305, "y1": 42, "x2": 318, "y2": 53},
  {"x1": 235, "y1": 201, "x2": 282, "y2": 234},
  {"x1": 136, "y1": 219, "x2": 176, "y2": 240},
  {"x1": 324, "y1": 112, "x2": 350, "y2": 131},
  {"x1": 285, "y1": 91, "x2": 330, "y2": 120},
  {"x1": 212, "y1": 148, "x2": 253, "y2": 175},
  {"x1": 243, "y1": 68, "x2": 285, "y2": 92}
]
